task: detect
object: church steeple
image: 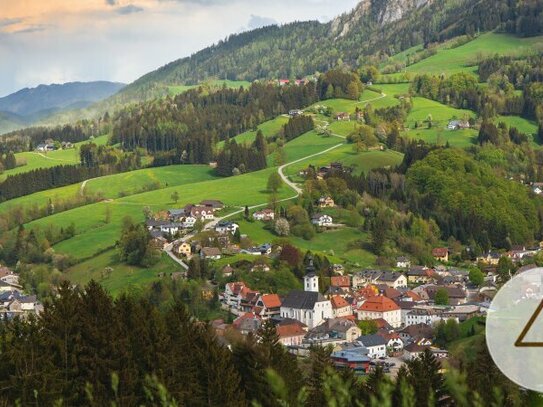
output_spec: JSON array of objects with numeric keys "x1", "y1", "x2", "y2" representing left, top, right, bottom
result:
[{"x1": 304, "y1": 258, "x2": 319, "y2": 292}]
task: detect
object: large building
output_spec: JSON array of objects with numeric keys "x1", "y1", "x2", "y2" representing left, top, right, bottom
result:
[
  {"x1": 356, "y1": 296, "x2": 402, "y2": 328},
  {"x1": 280, "y1": 262, "x2": 333, "y2": 329}
]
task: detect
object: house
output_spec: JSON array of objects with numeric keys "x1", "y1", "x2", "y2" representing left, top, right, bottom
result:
[
  {"x1": 305, "y1": 318, "x2": 361, "y2": 345},
  {"x1": 253, "y1": 209, "x2": 275, "y2": 222},
  {"x1": 233, "y1": 312, "x2": 262, "y2": 335},
  {"x1": 407, "y1": 267, "x2": 434, "y2": 284},
  {"x1": 376, "y1": 331, "x2": 404, "y2": 355},
  {"x1": 174, "y1": 242, "x2": 192, "y2": 257},
  {"x1": 331, "y1": 295, "x2": 353, "y2": 318},
  {"x1": 447, "y1": 120, "x2": 470, "y2": 130},
  {"x1": 200, "y1": 247, "x2": 222, "y2": 260},
  {"x1": 425, "y1": 285, "x2": 467, "y2": 306},
  {"x1": 432, "y1": 248, "x2": 449, "y2": 262},
  {"x1": 224, "y1": 282, "x2": 247, "y2": 308},
  {"x1": 241, "y1": 243, "x2": 273, "y2": 256},
  {"x1": 279, "y1": 79, "x2": 290, "y2": 86},
  {"x1": 254, "y1": 294, "x2": 282, "y2": 319},
  {"x1": 335, "y1": 112, "x2": 350, "y2": 121},
  {"x1": 311, "y1": 214, "x2": 333, "y2": 227},
  {"x1": 356, "y1": 334, "x2": 387, "y2": 359},
  {"x1": 182, "y1": 216, "x2": 197, "y2": 229},
  {"x1": 330, "y1": 276, "x2": 351, "y2": 292},
  {"x1": 477, "y1": 251, "x2": 501, "y2": 265},
  {"x1": 215, "y1": 221, "x2": 239, "y2": 235},
  {"x1": 276, "y1": 322, "x2": 307, "y2": 346},
  {"x1": 168, "y1": 209, "x2": 186, "y2": 221},
  {"x1": 356, "y1": 296, "x2": 402, "y2": 328},
  {"x1": 399, "y1": 323, "x2": 433, "y2": 345},
  {"x1": 405, "y1": 308, "x2": 443, "y2": 327},
  {"x1": 289, "y1": 109, "x2": 304, "y2": 117},
  {"x1": 186, "y1": 205, "x2": 215, "y2": 220},
  {"x1": 200, "y1": 200, "x2": 225, "y2": 211},
  {"x1": 221, "y1": 264, "x2": 234, "y2": 277},
  {"x1": 404, "y1": 343, "x2": 430, "y2": 360},
  {"x1": 318, "y1": 196, "x2": 335, "y2": 208},
  {"x1": 352, "y1": 270, "x2": 407, "y2": 289},
  {"x1": 159, "y1": 223, "x2": 183, "y2": 235},
  {"x1": 331, "y1": 346, "x2": 371, "y2": 375},
  {"x1": 396, "y1": 256, "x2": 411, "y2": 268},
  {"x1": 280, "y1": 265, "x2": 333, "y2": 329}
]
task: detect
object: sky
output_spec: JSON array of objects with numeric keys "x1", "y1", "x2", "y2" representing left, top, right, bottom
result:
[{"x1": 0, "y1": 0, "x2": 359, "y2": 97}]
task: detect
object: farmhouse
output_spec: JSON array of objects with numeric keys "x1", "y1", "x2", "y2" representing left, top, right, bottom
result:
[
  {"x1": 200, "y1": 247, "x2": 222, "y2": 260},
  {"x1": 318, "y1": 196, "x2": 335, "y2": 208},
  {"x1": 200, "y1": 200, "x2": 225, "y2": 211},
  {"x1": 447, "y1": 120, "x2": 470, "y2": 130},
  {"x1": 335, "y1": 112, "x2": 350, "y2": 121},
  {"x1": 432, "y1": 247, "x2": 449, "y2": 262},
  {"x1": 253, "y1": 209, "x2": 275, "y2": 221},
  {"x1": 311, "y1": 214, "x2": 333, "y2": 227}
]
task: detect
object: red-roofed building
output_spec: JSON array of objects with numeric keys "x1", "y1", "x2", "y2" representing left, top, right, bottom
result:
[
  {"x1": 331, "y1": 276, "x2": 350, "y2": 290},
  {"x1": 432, "y1": 248, "x2": 449, "y2": 262},
  {"x1": 276, "y1": 321, "x2": 307, "y2": 346},
  {"x1": 331, "y1": 295, "x2": 352, "y2": 318},
  {"x1": 224, "y1": 282, "x2": 246, "y2": 308},
  {"x1": 233, "y1": 312, "x2": 262, "y2": 335},
  {"x1": 356, "y1": 296, "x2": 402, "y2": 328},
  {"x1": 254, "y1": 294, "x2": 282, "y2": 319}
]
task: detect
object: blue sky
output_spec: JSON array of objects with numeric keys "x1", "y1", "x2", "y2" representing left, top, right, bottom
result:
[{"x1": 0, "y1": 0, "x2": 359, "y2": 96}]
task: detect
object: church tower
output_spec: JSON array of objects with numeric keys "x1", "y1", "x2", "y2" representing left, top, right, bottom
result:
[{"x1": 304, "y1": 259, "x2": 319, "y2": 292}]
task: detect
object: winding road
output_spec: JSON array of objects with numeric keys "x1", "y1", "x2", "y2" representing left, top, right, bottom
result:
[{"x1": 164, "y1": 91, "x2": 388, "y2": 269}]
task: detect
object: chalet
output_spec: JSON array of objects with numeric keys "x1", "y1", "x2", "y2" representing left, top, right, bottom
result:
[
  {"x1": 174, "y1": 242, "x2": 192, "y2": 257},
  {"x1": 311, "y1": 214, "x2": 333, "y2": 227},
  {"x1": 335, "y1": 112, "x2": 350, "y2": 121},
  {"x1": 221, "y1": 264, "x2": 234, "y2": 277},
  {"x1": 396, "y1": 256, "x2": 411, "y2": 268},
  {"x1": 215, "y1": 221, "x2": 239, "y2": 235},
  {"x1": 289, "y1": 109, "x2": 304, "y2": 117},
  {"x1": 253, "y1": 209, "x2": 275, "y2": 222},
  {"x1": 331, "y1": 295, "x2": 353, "y2": 318},
  {"x1": 356, "y1": 334, "x2": 387, "y2": 359},
  {"x1": 276, "y1": 322, "x2": 307, "y2": 346},
  {"x1": 200, "y1": 200, "x2": 225, "y2": 211},
  {"x1": 318, "y1": 196, "x2": 335, "y2": 208},
  {"x1": 432, "y1": 247, "x2": 449, "y2": 262},
  {"x1": 447, "y1": 120, "x2": 470, "y2": 130},
  {"x1": 305, "y1": 318, "x2": 361, "y2": 345},
  {"x1": 200, "y1": 247, "x2": 222, "y2": 260},
  {"x1": 254, "y1": 294, "x2": 282, "y2": 319},
  {"x1": 356, "y1": 296, "x2": 402, "y2": 328},
  {"x1": 331, "y1": 346, "x2": 371, "y2": 375}
]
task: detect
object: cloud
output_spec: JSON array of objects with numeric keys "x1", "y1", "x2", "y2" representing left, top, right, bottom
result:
[
  {"x1": 12, "y1": 25, "x2": 49, "y2": 34},
  {"x1": 106, "y1": 0, "x2": 118, "y2": 5},
  {"x1": 247, "y1": 14, "x2": 277, "y2": 30},
  {"x1": 0, "y1": 18, "x2": 24, "y2": 30},
  {"x1": 116, "y1": 5, "x2": 144, "y2": 14}
]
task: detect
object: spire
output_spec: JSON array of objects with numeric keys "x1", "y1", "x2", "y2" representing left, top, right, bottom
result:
[{"x1": 306, "y1": 257, "x2": 316, "y2": 277}]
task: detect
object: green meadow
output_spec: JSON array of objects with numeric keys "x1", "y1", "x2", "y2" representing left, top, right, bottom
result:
[{"x1": 218, "y1": 115, "x2": 289, "y2": 148}]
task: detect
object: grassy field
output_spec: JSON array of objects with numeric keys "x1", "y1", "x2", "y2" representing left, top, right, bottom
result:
[
  {"x1": 405, "y1": 33, "x2": 543, "y2": 77},
  {"x1": 403, "y1": 97, "x2": 478, "y2": 147},
  {"x1": 67, "y1": 250, "x2": 181, "y2": 296},
  {"x1": 235, "y1": 218, "x2": 376, "y2": 268},
  {"x1": 217, "y1": 116, "x2": 289, "y2": 148},
  {"x1": 168, "y1": 80, "x2": 251, "y2": 96},
  {"x1": 284, "y1": 146, "x2": 404, "y2": 181},
  {"x1": 495, "y1": 115, "x2": 539, "y2": 138},
  {"x1": 272, "y1": 130, "x2": 344, "y2": 165},
  {"x1": 1, "y1": 135, "x2": 109, "y2": 182}
]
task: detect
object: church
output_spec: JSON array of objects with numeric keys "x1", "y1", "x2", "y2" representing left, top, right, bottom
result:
[{"x1": 280, "y1": 261, "x2": 333, "y2": 329}]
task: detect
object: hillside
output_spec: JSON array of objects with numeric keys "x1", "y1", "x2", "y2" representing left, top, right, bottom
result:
[
  {"x1": 105, "y1": 0, "x2": 543, "y2": 105},
  {"x1": 0, "y1": 81, "x2": 125, "y2": 132}
]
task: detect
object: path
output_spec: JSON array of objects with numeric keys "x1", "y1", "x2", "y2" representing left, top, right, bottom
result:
[
  {"x1": 31, "y1": 152, "x2": 74, "y2": 162},
  {"x1": 165, "y1": 131, "x2": 348, "y2": 269},
  {"x1": 355, "y1": 92, "x2": 387, "y2": 106}
]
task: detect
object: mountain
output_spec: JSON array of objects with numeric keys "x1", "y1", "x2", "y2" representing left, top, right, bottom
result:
[
  {"x1": 0, "y1": 81, "x2": 126, "y2": 122},
  {"x1": 0, "y1": 111, "x2": 27, "y2": 135},
  {"x1": 108, "y1": 0, "x2": 542, "y2": 105}
]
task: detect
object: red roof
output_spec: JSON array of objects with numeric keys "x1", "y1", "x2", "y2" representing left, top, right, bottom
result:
[
  {"x1": 226, "y1": 282, "x2": 246, "y2": 295},
  {"x1": 331, "y1": 276, "x2": 350, "y2": 288},
  {"x1": 432, "y1": 248, "x2": 448, "y2": 257},
  {"x1": 277, "y1": 324, "x2": 306, "y2": 338},
  {"x1": 358, "y1": 285, "x2": 379, "y2": 299},
  {"x1": 331, "y1": 295, "x2": 350, "y2": 309},
  {"x1": 359, "y1": 296, "x2": 400, "y2": 312},
  {"x1": 261, "y1": 294, "x2": 281, "y2": 308},
  {"x1": 405, "y1": 291, "x2": 423, "y2": 302},
  {"x1": 232, "y1": 312, "x2": 261, "y2": 329}
]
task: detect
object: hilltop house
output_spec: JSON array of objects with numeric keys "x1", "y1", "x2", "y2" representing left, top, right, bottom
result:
[
  {"x1": 311, "y1": 214, "x2": 333, "y2": 227},
  {"x1": 432, "y1": 248, "x2": 449, "y2": 262},
  {"x1": 356, "y1": 296, "x2": 402, "y2": 328}
]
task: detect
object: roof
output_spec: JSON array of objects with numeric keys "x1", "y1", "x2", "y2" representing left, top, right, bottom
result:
[
  {"x1": 381, "y1": 286, "x2": 402, "y2": 299},
  {"x1": 281, "y1": 290, "x2": 327, "y2": 310},
  {"x1": 331, "y1": 276, "x2": 350, "y2": 288},
  {"x1": 201, "y1": 247, "x2": 221, "y2": 257},
  {"x1": 432, "y1": 248, "x2": 449, "y2": 257},
  {"x1": 331, "y1": 347, "x2": 370, "y2": 363},
  {"x1": 426, "y1": 285, "x2": 466, "y2": 299},
  {"x1": 400, "y1": 323, "x2": 433, "y2": 338},
  {"x1": 359, "y1": 296, "x2": 400, "y2": 312},
  {"x1": 226, "y1": 282, "x2": 246, "y2": 295},
  {"x1": 261, "y1": 294, "x2": 282, "y2": 308},
  {"x1": 276, "y1": 323, "x2": 306, "y2": 338},
  {"x1": 373, "y1": 318, "x2": 393, "y2": 331},
  {"x1": 357, "y1": 334, "x2": 387, "y2": 347},
  {"x1": 331, "y1": 295, "x2": 350, "y2": 309},
  {"x1": 200, "y1": 200, "x2": 224, "y2": 208},
  {"x1": 404, "y1": 343, "x2": 429, "y2": 353}
]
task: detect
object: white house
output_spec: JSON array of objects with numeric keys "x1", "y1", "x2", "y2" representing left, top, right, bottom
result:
[
  {"x1": 159, "y1": 223, "x2": 183, "y2": 235},
  {"x1": 352, "y1": 270, "x2": 407, "y2": 289},
  {"x1": 331, "y1": 295, "x2": 353, "y2": 318},
  {"x1": 311, "y1": 214, "x2": 333, "y2": 227},
  {"x1": 215, "y1": 221, "x2": 239, "y2": 235},
  {"x1": 356, "y1": 296, "x2": 402, "y2": 328},
  {"x1": 396, "y1": 256, "x2": 411, "y2": 269},
  {"x1": 253, "y1": 209, "x2": 275, "y2": 221},
  {"x1": 357, "y1": 334, "x2": 387, "y2": 359}
]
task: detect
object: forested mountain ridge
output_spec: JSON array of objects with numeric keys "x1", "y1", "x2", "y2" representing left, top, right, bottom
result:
[{"x1": 108, "y1": 0, "x2": 543, "y2": 105}]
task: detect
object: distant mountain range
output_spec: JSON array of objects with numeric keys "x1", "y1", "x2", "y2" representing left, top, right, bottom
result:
[{"x1": 0, "y1": 81, "x2": 125, "y2": 134}]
